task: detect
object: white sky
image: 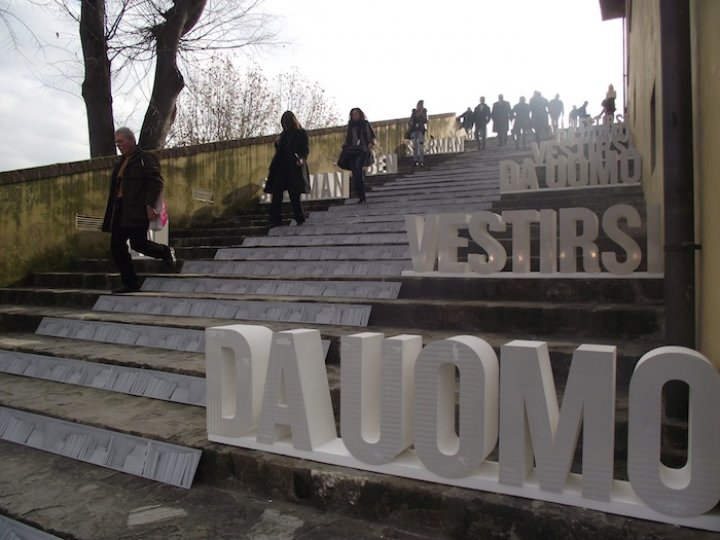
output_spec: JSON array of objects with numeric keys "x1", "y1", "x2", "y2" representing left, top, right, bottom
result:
[{"x1": 0, "y1": 0, "x2": 624, "y2": 172}]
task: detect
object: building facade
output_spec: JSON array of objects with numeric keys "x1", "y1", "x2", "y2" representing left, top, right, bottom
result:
[{"x1": 601, "y1": 0, "x2": 720, "y2": 366}]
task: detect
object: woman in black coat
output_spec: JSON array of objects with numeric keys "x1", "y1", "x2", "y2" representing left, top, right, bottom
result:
[
  {"x1": 341, "y1": 107, "x2": 376, "y2": 203},
  {"x1": 267, "y1": 111, "x2": 311, "y2": 227}
]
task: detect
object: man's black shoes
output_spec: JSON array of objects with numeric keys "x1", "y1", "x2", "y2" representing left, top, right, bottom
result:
[
  {"x1": 163, "y1": 247, "x2": 179, "y2": 272},
  {"x1": 112, "y1": 284, "x2": 141, "y2": 294}
]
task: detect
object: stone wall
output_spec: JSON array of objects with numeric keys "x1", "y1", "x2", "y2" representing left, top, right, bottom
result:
[{"x1": 0, "y1": 113, "x2": 456, "y2": 286}]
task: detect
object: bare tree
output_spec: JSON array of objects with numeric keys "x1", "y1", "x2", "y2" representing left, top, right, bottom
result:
[
  {"x1": 46, "y1": 0, "x2": 279, "y2": 156},
  {"x1": 273, "y1": 68, "x2": 341, "y2": 130},
  {"x1": 168, "y1": 57, "x2": 341, "y2": 147},
  {"x1": 168, "y1": 57, "x2": 276, "y2": 145},
  {"x1": 79, "y1": 0, "x2": 115, "y2": 157}
]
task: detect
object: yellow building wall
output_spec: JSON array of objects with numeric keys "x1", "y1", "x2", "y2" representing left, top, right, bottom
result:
[
  {"x1": 0, "y1": 114, "x2": 457, "y2": 287},
  {"x1": 625, "y1": 0, "x2": 664, "y2": 210},
  {"x1": 692, "y1": 0, "x2": 720, "y2": 364},
  {"x1": 625, "y1": 0, "x2": 720, "y2": 365}
]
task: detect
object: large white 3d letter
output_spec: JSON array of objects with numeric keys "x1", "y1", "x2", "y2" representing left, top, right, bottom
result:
[
  {"x1": 206, "y1": 324, "x2": 273, "y2": 438},
  {"x1": 468, "y1": 211, "x2": 507, "y2": 274},
  {"x1": 628, "y1": 347, "x2": 720, "y2": 517},
  {"x1": 257, "y1": 329, "x2": 336, "y2": 450},
  {"x1": 503, "y1": 210, "x2": 539, "y2": 273},
  {"x1": 539, "y1": 210, "x2": 558, "y2": 273},
  {"x1": 406, "y1": 214, "x2": 440, "y2": 272},
  {"x1": 413, "y1": 336, "x2": 499, "y2": 478},
  {"x1": 340, "y1": 333, "x2": 422, "y2": 465},
  {"x1": 499, "y1": 341, "x2": 616, "y2": 500},
  {"x1": 437, "y1": 213, "x2": 469, "y2": 273},
  {"x1": 500, "y1": 161, "x2": 520, "y2": 192},
  {"x1": 601, "y1": 204, "x2": 642, "y2": 274},
  {"x1": 559, "y1": 207, "x2": 601, "y2": 273}
]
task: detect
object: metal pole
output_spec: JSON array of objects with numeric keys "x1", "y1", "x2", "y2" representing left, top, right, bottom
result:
[{"x1": 659, "y1": 0, "x2": 696, "y2": 418}]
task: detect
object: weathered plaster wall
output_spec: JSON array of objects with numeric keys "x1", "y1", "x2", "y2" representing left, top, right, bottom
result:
[
  {"x1": 0, "y1": 114, "x2": 456, "y2": 287},
  {"x1": 692, "y1": 0, "x2": 720, "y2": 363}
]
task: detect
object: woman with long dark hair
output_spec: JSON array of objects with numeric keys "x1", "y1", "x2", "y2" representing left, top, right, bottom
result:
[
  {"x1": 342, "y1": 107, "x2": 376, "y2": 204},
  {"x1": 408, "y1": 100, "x2": 427, "y2": 166},
  {"x1": 267, "y1": 111, "x2": 311, "y2": 227}
]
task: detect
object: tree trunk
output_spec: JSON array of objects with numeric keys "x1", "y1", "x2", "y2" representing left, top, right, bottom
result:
[
  {"x1": 139, "y1": 0, "x2": 207, "y2": 150},
  {"x1": 80, "y1": 0, "x2": 115, "y2": 157}
]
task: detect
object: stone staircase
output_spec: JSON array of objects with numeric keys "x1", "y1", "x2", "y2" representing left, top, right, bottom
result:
[{"x1": 0, "y1": 138, "x2": 707, "y2": 539}]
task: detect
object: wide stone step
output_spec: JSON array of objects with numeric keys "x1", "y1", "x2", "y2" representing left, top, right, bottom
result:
[
  {"x1": 214, "y1": 245, "x2": 409, "y2": 261},
  {"x1": 399, "y1": 275, "x2": 664, "y2": 303},
  {"x1": 171, "y1": 234, "x2": 248, "y2": 248},
  {"x1": 0, "y1": 372, "x2": 209, "y2": 459},
  {"x1": 0, "y1": 349, "x2": 206, "y2": 406},
  {"x1": 174, "y1": 245, "x2": 219, "y2": 260},
  {"x1": 171, "y1": 225, "x2": 260, "y2": 238},
  {"x1": 0, "y1": 403, "x2": 202, "y2": 488},
  {"x1": 92, "y1": 295, "x2": 372, "y2": 327},
  {"x1": 241, "y1": 232, "x2": 408, "y2": 247},
  {"x1": 0, "y1": 332, "x2": 205, "y2": 376},
  {"x1": 36, "y1": 316, "x2": 207, "y2": 352},
  {"x1": 0, "y1": 287, "x2": 101, "y2": 308},
  {"x1": 329, "y1": 195, "x2": 501, "y2": 211},
  {"x1": 70, "y1": 258, "x2": 180, "y2": 274},
  {"x1": 0, "y1": 440, "x2": 439, "y2": 540},
  {"x1": 268, "y1": 221, "x2": 406, "y2": 234},
  {"x1": 181, "y1": 259, "x2": 411, "y2": 278},
  {"x1": 494, "y1": 187, "x2": 646, "y2": 210},
  {"x1": 141, "y1": 276, "x2": 402, "y2": 299},
  {"x1": 368, "y1": 298, "x2": 663, "y2": 340},
  {"x1": 369, "y1": 180, "x2": 500, "y2": 194}
]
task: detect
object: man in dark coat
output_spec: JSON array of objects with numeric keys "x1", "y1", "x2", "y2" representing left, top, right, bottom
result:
[
  {"x1": 491, "y1": 94, "x2": 512, "y2": 146},
  {"x1": 101, "y1": 127, "x2": 177, "y2": 293},
  {"x1": 473, "y1": 96, "x2": 492, "y2": 150},
  {"x1": 511, "y1": 96, "x2": 531, "y2": 150},
  {"x1": 529, "y1": 90, "x2": 550, "y2": 143},
  {"x1": 459, "y1": 107, "x2": 474, "y2": 138}
]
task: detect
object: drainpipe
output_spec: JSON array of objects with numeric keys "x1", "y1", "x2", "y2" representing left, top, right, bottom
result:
[{"x1": 659, "y1": 0, "x2": 696, "y2": 418}]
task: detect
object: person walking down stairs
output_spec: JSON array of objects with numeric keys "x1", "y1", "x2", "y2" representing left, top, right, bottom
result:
[
  {"x1": 101, "y1": 127, "x2": 178, "y2": 294},
  {"x1": 266, "y1": 111, "x2": 312, "y2": 227},
  {"x1": 341, "y1": 107, "x2": 376, "y2": 204},
  {"x1": 408, "y1": 99, "x2": 428, "y2": 167}
]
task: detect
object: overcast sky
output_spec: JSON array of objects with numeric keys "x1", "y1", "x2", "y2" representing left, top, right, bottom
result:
[{"x1": 0, "y1": 0, "x2": 624, "y2": 172}]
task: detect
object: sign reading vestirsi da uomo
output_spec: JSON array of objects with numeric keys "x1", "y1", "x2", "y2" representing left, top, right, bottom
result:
[
  {"x1": 500, "y1": 122, "x2": 642, "y2": 193},
  {"x1": 206, "y1": 324, "x2": 720, "y2": 531}
]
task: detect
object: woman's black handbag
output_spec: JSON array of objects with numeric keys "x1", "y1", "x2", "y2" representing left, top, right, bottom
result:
[
  {"x1": 364, "y1": 150, "x2": 375, "y2": 167},
  {"x1": 264, "y1": 155, "x2": 278, "y2": 193},
  {"x1": 337, "y1": 146, "x2": 358, "y2": 170},
  {"x1": 263, "y1": 171, "x2": 275, "y2": 193}
]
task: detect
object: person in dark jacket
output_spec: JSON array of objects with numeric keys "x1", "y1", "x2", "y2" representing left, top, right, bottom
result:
[
  {"x1": 408, "y1": 100, "x2": 428, "y2": 166},
  {"x1": 473, "y1": 96, "x2": 492, "y2": 151},
  {"x1": 101, "y1": 127, "x2": 177, "y2": 294},
  {"x1": 459, "y1": 107, "x2": 474, "y2": 138},
  {"x1": 548, "y1": 93, "x2": 564, "y2": 135},
  {"x1": 511, "y1": 96, "x2": 531, "y2": 150},
  {"x1": 267, "y1": 111, "x2": 311, "y2": 227},
  {"x1": 491, "y1": 94, "x2": 512, "y2": 146},
  {"x1": 529, "y1": 90, "x2": 550, "y2": 143},
  {"x1": 342, "y1": 107, "x2": 376, "y2": 203}
]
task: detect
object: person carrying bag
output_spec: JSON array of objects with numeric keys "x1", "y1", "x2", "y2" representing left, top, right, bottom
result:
[
  {"x1": 337, "y1": 107, "x2": 375, "y2": 203},
  {"x1": 266, "y1": 111, "x2": 311, "y2": 227}
]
